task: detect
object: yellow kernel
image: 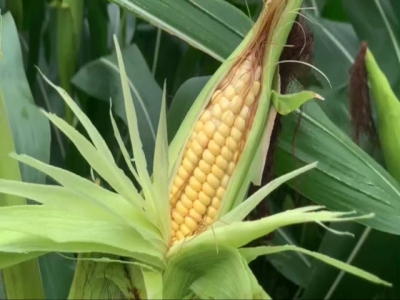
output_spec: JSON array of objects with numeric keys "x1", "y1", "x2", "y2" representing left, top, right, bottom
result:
[
  {"x1": 212, "y1": 104, "x2": 222, "y2": 118},
  {"x1": 198, "y1": 191, "x2": 212, "y2": 206},
  {"x1": 207, "y1": 173, "x2": 220, "y2": 189},
  {"x1": 245, "y1": 93, "x2": 255, "y2": 106},
  {"x1": 185, "y1": 185, "x2": 198, "y2": 200},
  {"x1": 222, "y1": 111, "x2": 235, "y2": 127},
  {"x1": 226, "y1": 136, "x2": 237, "y2": 152},
  {"x1": 211, "y1": 165, "x2": 224, "y2": 179},
  {"x1": 189, "y1": 209, "x2": 203, "y2": 222},
  {"x1": 180, "y1": 223, "x2": 191, "y2": 235},
  {"x1": 231, "y1": 95, "x2": 243, "y2": 114},
  {"x1": 199, "y1": 160, "x2": 211, "y2": 174},
  {"x1": 231, "y1": 127, "x2": 243, "y2": 142},
  {"x1": 184, "y1": 216, "x2": 198, "y2": 231},
  {"x1": 194, "y1": 168, "x2": 207, "y2": 183},
  {"x1": 215, "y1": 155, "x2": 228, "y2": 170},
  {"x1": 216, "y1": 187, "x2": 225, "y2": 199},
  {"x1": 171, "y1": 220, "x2": 179, "y2": 231},
  {"x1": 202, "y1": 182, "x2": 215, "y2": 197},
  {"x1": 208, "y1": 207, "x2": 217, "y2": 219},
  {"x1": 204, "y1": 216, "x2": 213, "y2": 225},
  {"x1": 221, "y1": 146, "x2": 233, "y2": 161},
  {"x1": 175, "y1": 231, "x2": 185, "y2": 240},
  {"x1": 211, "y1": 197, "x2": 220, "y2": 209},
  {"x1": 181, "y1": 194, "x2": 193, "y2": 209},
  {"x1": 202, "y1": 149, "x2": 216, "y2": 165},
  {"x1": 186, "y1": 149, "x2": 200, "y2": 165},
  {"x1": 172, "y1": 210, "x2": 184, "y2": 224},
  {"x1": 208, "y1": 140, "x2": 221, "y2": 156},
  {"x1": 234, "y1": 116, "x2": 246, "y2": 132},
  {"x1": 204, "y1": 121, "x2": 216, "y2": 138},
  {"x1": 191, "y1": 140, "x2": 204, "y2": 156},
  {"x1": 240, "y1": 106, "x2": 250, "y2": 119},
  {"x1": 189, "y1": 132, "x2": 197, "y2": 142},
  {"x1": 234, "y1": 80, "x2": 245, "y2": 94},
  {"x1": 174, "y1": 176, "x2": 184, "y2": 187},
  {"x1": 224, "y1": 85, "x2": 236, "y2": 99},
  {"x1": 177, "y1": 166, "x2": 189, "y2": 180},
  {"x1": 200, "y1": 110, "x2": 211, "y2": 123},
  {"x1": 213, "y1": 131, "x2": 225, "y2": 147},
  {"x1": 252, "y1": 81, "x2": 261, "y2": 95},
  {"x1": 194, "y1": 121, "x2": 203, "y2": 132},
  {"x1": 176, "y1": 201, "x2": 189, "y2": 215},
  {"x1": 197, "y1": 132, "x2": 209, "y2": 148},
  {"x1": 182, "y1": 157, "x2": 195, "y2": 173},
  {"x1": 219, "y1": 97, "x2": 230, "y2": 111},
  {"x1": 171, "y1": 185, "x2": 178, "y2": 195},
  {"x1": 193, "y1": 200, "x2": 207, "y2": 215},
  {"x1": 221, "y1": 174, "x2": 230, "y2": 188},
  {"x1": 189, "y1": 177, "x2": 202, "y2": 192},
  {"x1": 218, "y1": 122, "x2": 230, "y2": 138},
  {"x1": 227, "y1": 161, "x2": 235, "y2": 175}
]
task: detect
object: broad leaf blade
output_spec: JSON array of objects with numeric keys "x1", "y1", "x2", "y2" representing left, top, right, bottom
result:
[{"x1": 108, "y1": 0, "x2": 248, "y2": 62}]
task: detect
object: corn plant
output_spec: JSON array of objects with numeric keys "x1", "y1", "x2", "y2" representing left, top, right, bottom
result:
[{"x1": 0, "y1": 0, "x2": 393, "y2": 298}]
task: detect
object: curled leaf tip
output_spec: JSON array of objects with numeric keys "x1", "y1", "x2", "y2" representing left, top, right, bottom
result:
[{"x1": 313, "y1": 93, "x2": 324, "y2": 101}]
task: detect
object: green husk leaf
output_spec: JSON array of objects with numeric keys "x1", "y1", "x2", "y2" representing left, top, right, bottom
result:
[
  {"x1": 152, "y1": 82, "x2": 170, "y2": 242},
  {"x1": 365, "y1": 48, "x2": 400, "y2": 183},
  {"x1": 142, "y1": 269, "x2": 163, "y2": 299},
  {"x1": 271, "y1": 90, "x2": 324, "y2": 115},
  {"x1": 113, "y1": 35, "x2": 155, "y2": 213},
  {"x1": 169, "y1": 207, "x2": 374, "y2": 257},
  {"x1": 41, "y1": 111, "x2": 142, "y2": 208},
  {"x1": 222, "y1": 162, "x2": 317, "y2": 223},
  {"x1": 240, "y1": 245, "x2": 392, "y2": 287},
  {"x1": 0, "y1": 206, "x2": 163, "y2": 269}
]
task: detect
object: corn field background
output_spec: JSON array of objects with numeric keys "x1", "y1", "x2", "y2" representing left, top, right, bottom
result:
[{"x1": 0, "y1": 0, "x2": 399, "y2": 299}]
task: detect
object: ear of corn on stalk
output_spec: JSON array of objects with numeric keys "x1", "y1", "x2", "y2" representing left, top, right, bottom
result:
[
  {"x1": 168, "y1": 0, "x2": 323, "y2": 243},
  {"x1": 364, "y1": 48, "x2": 400, "y2": 183}
]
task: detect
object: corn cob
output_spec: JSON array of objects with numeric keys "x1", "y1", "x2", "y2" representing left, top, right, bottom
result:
[{"x1": 169, "y1": 54, "x2": 263, "y2": 241}]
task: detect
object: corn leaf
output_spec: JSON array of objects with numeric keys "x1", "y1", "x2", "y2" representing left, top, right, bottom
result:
[
  {"x1": 0, "y1": 207, "x2": 164, "y2": 268},
  {"x1": 152, "y1": 83, "x2": 170, "y2": 241},
  {"x1": 271, "y1": 90, "x2": 323, "y2": 115},
  {"x1": 0, "y1": 13, "x2": 48, "y2": 299},
  {"x1": 365, "y1": 49, "x2": 400, "y2": 183},
  {"x1": 169, "y1": 207, "x2": 373, "y2": 257},
  {"x1": 275, "y1": 103, "x2": 400, "y2": 234},
  {"x1": 108, "y1": 0, "x2": 247, "y2": 62},
  {"x1": 72, "y1": 43, "x2": 161, "y2": 170},
  {"x1": 342, "y1": 0, "x2": 400, "y2": 96},
  {"x1": 222, "y1": 162, "x2": 318, "y2": 223},
  {"x1": 8, "y1": 154, "x2": 157, "y2": 238},
  {"x1": 113, "y1": 35, "x2": 156, "y2": 214},
  {"x1": 142, "y1": 269, "x2": 163, "y2": 299},
  {"x1": 240, "y1": 245, "x2": 392, "y2": 287}
]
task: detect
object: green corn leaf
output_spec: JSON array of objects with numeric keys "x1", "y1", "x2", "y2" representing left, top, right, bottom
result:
[
  {"x1": 113, "y1": 35, "x2": 156, "y2": 215},
  {"x1": 142, "y1": 269, "x2": 163, "y2": 299},
  {"x1": 109, "y1": 0, "x2": 247, "y2": 61},
  {"x1": 240, "y1": 245, "x2": 392, "y2": 287},
  {"x1": 222, "y1": 162, "x2": 318, "y2": 223},
  {"x1": 152, "y1": 82, "x2": 170, "y2": 241},
  {"x1": 55, "y1": 0, "x2": 84, "y2": 123},
  {"x1": 365, "y1": 49, "x2": 400, "y2": 183},
  {"x1": 271, "y1": 90, "x2": 324, "y2": 115}
]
